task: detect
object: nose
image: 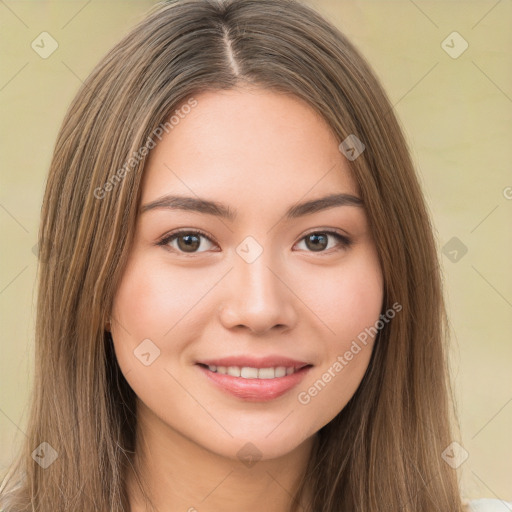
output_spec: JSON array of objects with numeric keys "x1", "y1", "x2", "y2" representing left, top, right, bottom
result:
[{"x1": 218, "y1": 250, "x2": 298, "y2": 335}]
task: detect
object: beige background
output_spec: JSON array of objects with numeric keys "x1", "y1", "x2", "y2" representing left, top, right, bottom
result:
[{"x1": 1, "y1": 0, "x2": 510, "y2": 503}]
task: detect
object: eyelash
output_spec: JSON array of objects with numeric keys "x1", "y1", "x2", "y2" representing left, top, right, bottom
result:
[{"x1": 157, "y1": 228, "x2": 353, "y2": 256}]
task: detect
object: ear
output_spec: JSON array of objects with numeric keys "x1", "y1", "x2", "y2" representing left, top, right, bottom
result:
[{"x1": 105, "y1": 317, "x2": 111, "y2": 332}]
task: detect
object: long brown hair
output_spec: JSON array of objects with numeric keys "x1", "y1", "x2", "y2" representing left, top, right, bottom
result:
[{"x1": 0, "y1": 0, "x2": 465, "y2": 510}]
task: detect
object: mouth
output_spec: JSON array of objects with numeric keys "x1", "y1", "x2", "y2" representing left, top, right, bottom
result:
[
  {"x1": 198, "y1": 363, "x2": 309, "y2": 379},
  {"x1": 195, "y1": 359, "x2": 313, "y2": 402}
]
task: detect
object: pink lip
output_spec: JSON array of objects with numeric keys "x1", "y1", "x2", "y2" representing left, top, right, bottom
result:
[
  {"x1": 196, "y1": 364, "x2": 312, "y2": 402},
  {"x1": 197, "y1": 355, "x2": 309, "y2": 369}
]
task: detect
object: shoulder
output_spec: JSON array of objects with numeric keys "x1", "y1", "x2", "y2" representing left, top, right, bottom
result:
[{"x1": 464, "y1": 498, "x2": 512, "y2": 512}]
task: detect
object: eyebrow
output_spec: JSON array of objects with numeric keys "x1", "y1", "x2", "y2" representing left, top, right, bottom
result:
[{"x1": 139, "y1": 192, "x2": 364, "y2": 220}]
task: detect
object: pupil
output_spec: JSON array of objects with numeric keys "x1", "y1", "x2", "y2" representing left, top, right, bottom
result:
[
  {"x1": 307, "y1": 233, "x2": 327, "y2": 251},
  {"x1": 179, "y1": 234, "x2": 200, "y2": 252}
]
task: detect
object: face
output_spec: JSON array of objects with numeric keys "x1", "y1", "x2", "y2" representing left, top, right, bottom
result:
[{"x1": 110, "y1": 87, "x2": 384, "y2": 461}]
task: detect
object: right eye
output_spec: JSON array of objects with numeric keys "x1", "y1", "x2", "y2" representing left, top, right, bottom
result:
[{"x1": 157, "y1": 229, "x2": 218, "y2": 255}]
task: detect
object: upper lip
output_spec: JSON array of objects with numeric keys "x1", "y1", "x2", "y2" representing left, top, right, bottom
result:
[{"x1": 197, "y1": 355, "x2": 311, "y2": 369}]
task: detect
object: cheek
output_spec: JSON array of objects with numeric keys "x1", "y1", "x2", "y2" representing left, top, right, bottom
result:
[
  {"x1": 109, "y1": 255, "x2": 197, "y2": 400},
  {"x1": 306, "y1": 248, "x2": 384, "y2": 345},
  {"x1": 112, "y1": 256, "x2": 197, "y2": 339},
  {"x1": 330, "y1": 249, "x2": 383, "y2": 371},
  {"x1": 294, "y1": 249, "x2": 383, "y2": 420},
  {"x1": 110, "y1": 253, "x2": 224, "y2": 376},
  {"x1": 109, "y1": 256, "x2": 180, "y2": 378}
]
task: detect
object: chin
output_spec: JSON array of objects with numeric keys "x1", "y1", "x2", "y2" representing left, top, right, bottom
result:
[{"x1": 194, "y1": 424, "x2": 315, "y2": 463}]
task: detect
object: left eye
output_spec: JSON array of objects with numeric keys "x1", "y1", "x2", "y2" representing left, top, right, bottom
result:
[
  {"x1": 158, "y1": 229, "x2": 352, "y2": 255},
  {"x1": 296, "y1": 231, "x2": 352, "y2": 253}
]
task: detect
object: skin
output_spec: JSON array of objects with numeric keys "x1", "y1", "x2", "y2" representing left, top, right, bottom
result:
[{"x1": 109, "y1": 86, "x2": 384, "y2": 512}]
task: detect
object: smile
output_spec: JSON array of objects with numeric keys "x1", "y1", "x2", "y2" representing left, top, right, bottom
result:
[
  {"x1": 205, "y1": 364, "x2": 299, "y2": 379},
  {"x1": 196, "y1": 363, "x2": 313, "y2": 401}
]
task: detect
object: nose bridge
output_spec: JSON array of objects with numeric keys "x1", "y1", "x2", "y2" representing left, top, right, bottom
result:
[
  {"x1": 220, "y1": 238, "x2": 296, "y2": 332},
  {"x1": 237, "y1": 247, "x2": 280, "y2": 299}
]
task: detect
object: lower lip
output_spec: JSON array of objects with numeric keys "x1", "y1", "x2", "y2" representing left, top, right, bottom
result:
[{"x1": 196, "y1": 364, "x2": 312, "y2": 402}]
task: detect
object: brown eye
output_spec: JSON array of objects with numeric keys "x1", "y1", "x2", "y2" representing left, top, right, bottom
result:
[
  {"x1": 158, "y1": 230, "x2": 215, "y2": 254},
  {"x1": 176, "y1": 233, "x2": 201, "y2": 252},
  {"x1": 305, "y1": 233, "x2": 328, "y2": 251},
  {"x1": 296, "y1": 231, "x2": 352, "y2": 253}
]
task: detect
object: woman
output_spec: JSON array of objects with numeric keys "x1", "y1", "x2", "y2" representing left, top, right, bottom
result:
[{"x1": 1, "y1": 0, "x2": 510, "y2": 510}]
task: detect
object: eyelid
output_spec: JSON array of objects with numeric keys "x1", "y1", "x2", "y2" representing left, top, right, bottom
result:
[
  {"x1": 301, "y1": 226, "x2": 351, "y2": 239},
  {"x1": 158, "y1": 227, "x2": 214, "y2": 242}
]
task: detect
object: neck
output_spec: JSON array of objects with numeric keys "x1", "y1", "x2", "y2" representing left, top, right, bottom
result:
[{"x1": 125, "y1": 400, "x2": 316, "y2": 512}]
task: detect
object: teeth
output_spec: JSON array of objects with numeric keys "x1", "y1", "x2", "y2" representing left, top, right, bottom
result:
[
  {"x1": 257, "y1": 367, "x2": 275, "y2": 379},
  {"x1": 206, "y1": 365, "x2": 299, "y2": 379},
  {"x1": 274, "y1": 366, "x2": 287, "y2": 378},
  {"x1": 241, "y1": 367, "x2": 258, "y2": 379},
  {"x1": 227, "y1": 366, "x2": 241, "y2": 377}
]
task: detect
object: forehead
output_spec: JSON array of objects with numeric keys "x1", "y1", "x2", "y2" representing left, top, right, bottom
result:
[{"x1": 140, "y1": 87, "x2": 360, "y2": 212}]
